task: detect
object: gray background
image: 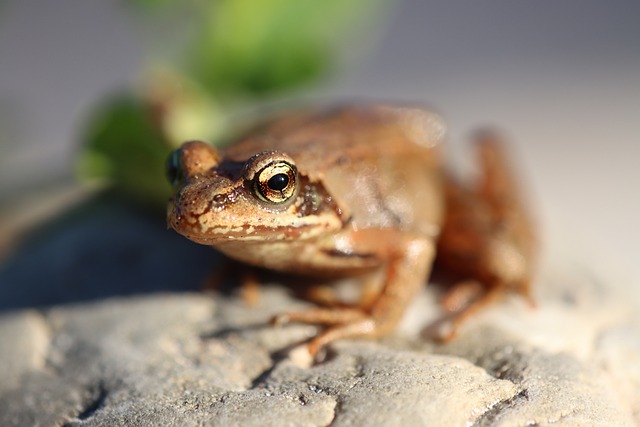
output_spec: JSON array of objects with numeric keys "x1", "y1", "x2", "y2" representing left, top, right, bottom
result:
[{"x1": 1, "y1": 1, "x2": 639, "y2": 279}]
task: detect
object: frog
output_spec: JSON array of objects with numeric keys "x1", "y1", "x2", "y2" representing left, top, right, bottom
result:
[{"x1": 166, "y1": 104, "x2": 535, "y2": 357}]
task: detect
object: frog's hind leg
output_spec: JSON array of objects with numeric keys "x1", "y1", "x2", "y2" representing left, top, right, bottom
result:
[
  {"x1": 473, "y1": 130, "x2": 536, "y2": 305},
  {"x1": 434, "y1": 131, "x2": 536, "y2": 340}
]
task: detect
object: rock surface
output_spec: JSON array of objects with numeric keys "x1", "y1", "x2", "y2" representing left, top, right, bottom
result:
[{"x1": 1, "y1": 201, "x2": 639, "y2": 426}]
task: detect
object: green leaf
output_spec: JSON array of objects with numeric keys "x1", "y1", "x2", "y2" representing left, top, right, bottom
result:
[
  {"x1": 76, "y1": 94, "x2": 173, "y2": 207},
  {"x1": 187, "y1": 0, "x2": 385, "y2": 98}
]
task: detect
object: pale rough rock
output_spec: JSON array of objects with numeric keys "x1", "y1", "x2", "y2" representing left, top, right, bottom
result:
[
  {"x1": 1, "y1": 204, "x2": 639, "y2": 426},
  {"x1": 1, "y1": 266, "x2": 638, "y2": 426},
  {"x1": 0, "y1": 310, "x2": 50, "y2": 388}
]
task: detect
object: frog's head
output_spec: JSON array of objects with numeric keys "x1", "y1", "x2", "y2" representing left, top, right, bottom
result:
[{"x1": 166, "y1": 141, "x2": 345, "y2": 245}]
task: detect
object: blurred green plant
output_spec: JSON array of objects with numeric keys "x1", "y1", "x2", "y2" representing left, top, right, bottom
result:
[
  {"x1": 77, "y1": 0, "x2": 387, "y2": 208},
  {"x1": 76, "y1": 95, "x2": 169, "y2": 205}
]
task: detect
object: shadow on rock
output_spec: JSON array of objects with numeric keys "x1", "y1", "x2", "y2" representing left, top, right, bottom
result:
[{"x1": 0, "y1": 193, "x2": 218, "y2": 311}]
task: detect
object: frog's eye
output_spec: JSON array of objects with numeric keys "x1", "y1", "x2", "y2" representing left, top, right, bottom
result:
[
  {"x1": 254, "y1": 161, "x2": 298, "y2": 204},
  {"x1": 166, "y1": 149, "x2": 184, "y2": 187}
]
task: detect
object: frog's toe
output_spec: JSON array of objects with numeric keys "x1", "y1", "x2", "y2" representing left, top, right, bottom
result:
[
  {"x1": 271, "y1": 307, "x2": 367, "y2": 327},
  {"x1": 307, "y1": 318, "x2": 377, "y2": 357}
]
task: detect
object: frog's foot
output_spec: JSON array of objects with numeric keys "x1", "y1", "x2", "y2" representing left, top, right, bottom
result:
[
  {"x1": 307, "y1": 318, "x2": 378, "y2": 357},
  {"x1": 271, "y1": 307, "x2": 386, "y2": 357},
  {"x1": 436, "y1": 283, "x2": 506, "y2": 342},
  {"x1": 433, "y1": 276, "x2": 535, "y2": 341},
  {"x1": 272, "y1": 307, "x2": 368, "y2": 327}
]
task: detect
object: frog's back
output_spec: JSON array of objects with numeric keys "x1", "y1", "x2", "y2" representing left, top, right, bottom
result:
[
  {"x1": 224, "y1": 104, "x2": 447, "y2": 237},
  {"x1": 223, "y1": 104, "x2": 445, "y2": 173}
]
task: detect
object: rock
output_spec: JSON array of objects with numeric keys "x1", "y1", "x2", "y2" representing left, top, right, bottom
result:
[
  {"x1": 1, "y1": 201, "x2": 639, "y2": 426},
  {"x1": 0, "y1": 311, "x2": 50, "y2": 389},
  {"x1": 1, "y1": 275, "x2": 638, "y2": 426}
]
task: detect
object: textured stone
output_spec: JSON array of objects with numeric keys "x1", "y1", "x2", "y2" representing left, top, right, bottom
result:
[
  {"x1": 0, "y1": 311, "x2": 50, "y2": 389},
  {"x1": 1, "y1": 202, "x2": 639, "y2": 426},
  {"x1": 1, "y1": 268, "x2": 638, "y2": 427}
]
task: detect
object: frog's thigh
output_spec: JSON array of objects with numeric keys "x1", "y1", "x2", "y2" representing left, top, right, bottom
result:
[
  {"x1": 438, "y1": 133, "x2": 534, "y2": 297},
  {"x1": 433, "y1": 133, "x2": 536, "y2": 340}
]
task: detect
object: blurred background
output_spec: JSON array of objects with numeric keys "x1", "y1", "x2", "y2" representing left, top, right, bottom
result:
[{"x1": 1, "y1": 0, "x2": 639, "y2": 306}]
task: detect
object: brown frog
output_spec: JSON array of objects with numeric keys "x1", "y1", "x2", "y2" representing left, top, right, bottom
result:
[{"x1": 167, "y1": 104, "x2": 535, "y2": 356}]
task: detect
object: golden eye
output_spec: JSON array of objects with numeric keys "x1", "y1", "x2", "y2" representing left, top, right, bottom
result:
[{"x1": 254, "y1": 161, "x2": 297, "y2": 203}]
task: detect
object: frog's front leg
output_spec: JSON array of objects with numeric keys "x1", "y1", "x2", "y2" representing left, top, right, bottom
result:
[{"x1": 273, "y1": 229, "x2": 436, "y2": 357}]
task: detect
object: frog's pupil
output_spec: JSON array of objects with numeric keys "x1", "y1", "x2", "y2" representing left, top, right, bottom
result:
[{"x1": 268, "y1": 173, "x2": 289, "y2": 191}]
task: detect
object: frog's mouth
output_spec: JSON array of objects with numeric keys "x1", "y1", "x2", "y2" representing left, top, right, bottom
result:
[
  {"x1": 169, "y1": 212, "x2": 340, "y2": 244},
  {"x1": 167, "y1": 196, "x2": 347, "y2": 245}
]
